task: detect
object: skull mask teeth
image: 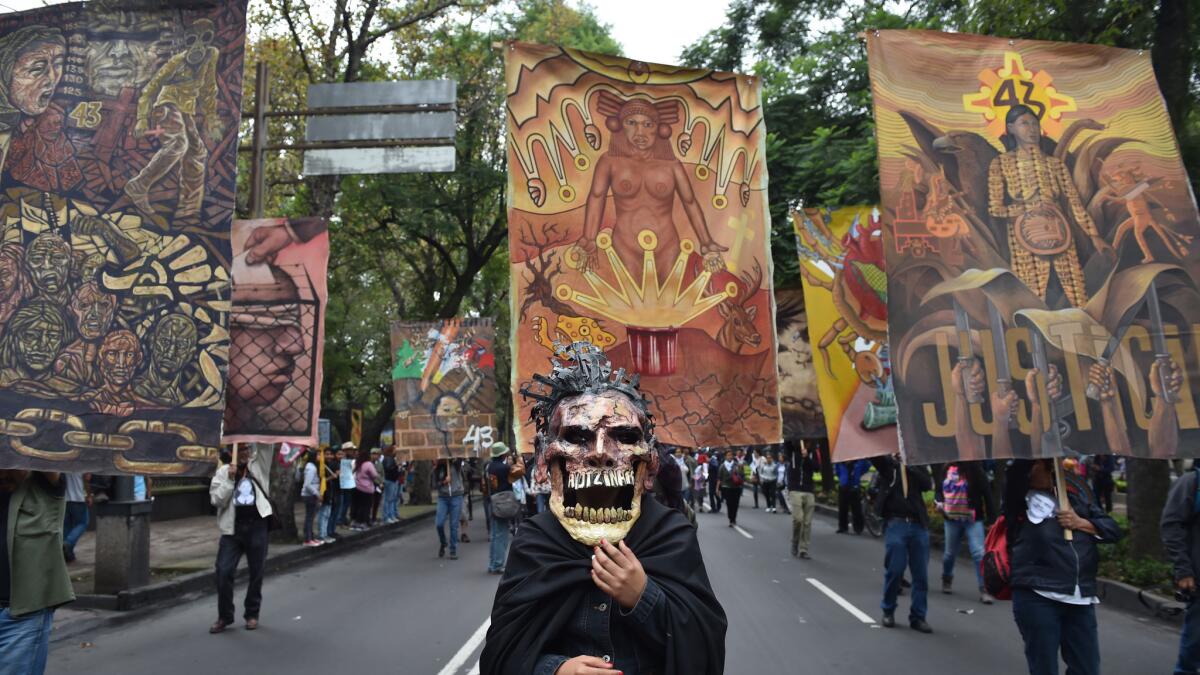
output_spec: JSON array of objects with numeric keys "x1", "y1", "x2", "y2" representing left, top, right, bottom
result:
[{"x1": 538, "y1": 390, "x2": 658, "y2": 546}]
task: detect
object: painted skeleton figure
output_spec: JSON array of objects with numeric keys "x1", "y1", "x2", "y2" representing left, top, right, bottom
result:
[{"x1": 523, "y1": 341, "x2": 659, "y2": 546}]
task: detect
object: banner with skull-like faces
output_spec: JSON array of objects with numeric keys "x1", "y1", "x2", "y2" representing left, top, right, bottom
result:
[
  {"x1": 869, "y1": 30, "x2": 1200, "y2": 464},
  {"x1": 505, "y1": 41, "x2": 782, "y2": 453},
  {"x1": 0, "y1": 1, "x2": 247, "y2": 475},
  {"x1": 390, "y1": 318, "x2": 498, "y2": 461},
  {"x1": 793, "y1": 206, "x2": 900, "y2": 461},
  {"x1": 222, "y1": 217, "x2": 328, "y2": 447}
]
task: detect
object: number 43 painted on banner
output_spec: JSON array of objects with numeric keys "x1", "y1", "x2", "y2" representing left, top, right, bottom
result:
[{"x1": 462, "y1": 425, "x2": 494, "y2": 453}]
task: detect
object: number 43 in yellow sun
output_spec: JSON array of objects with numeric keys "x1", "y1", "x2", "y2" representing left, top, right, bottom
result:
[{"x1": 963, "y1": 52, "x2": 1077, "y2": 138}]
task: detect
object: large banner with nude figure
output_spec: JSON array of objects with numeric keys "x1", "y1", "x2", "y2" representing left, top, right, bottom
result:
[
  {"x1": 505, "y1": 41, "x2": 781, "y2": 452},
  {"x1": 794, "y1": 206, "x2": 901, "y2": 461},
  {"x1": 868, "y1": 30, "x2": 1200, "y2": 464},
  {"x1": 390, "y1": 318, "x2": 497, "y2": 461},
  {"x1": 222, "y1": 217, "x2": 327, "y2": 447},
  {"x1": 0, "y1": 1, "x2": 246, "y2": 475}
]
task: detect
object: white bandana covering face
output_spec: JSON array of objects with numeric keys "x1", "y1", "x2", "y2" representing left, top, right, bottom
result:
[{"x1": 1026, "y1": 490, "x2": 1057, "y2": 524}]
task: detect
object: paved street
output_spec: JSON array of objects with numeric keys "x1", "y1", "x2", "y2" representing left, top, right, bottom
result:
[{"x1": 49, "y1": 499, "x2": 1178, "y2": 674}]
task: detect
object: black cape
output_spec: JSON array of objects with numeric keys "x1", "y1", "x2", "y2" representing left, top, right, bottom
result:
[{"x1": 480, "y1": 495, "x2": 726, "y2": 674}]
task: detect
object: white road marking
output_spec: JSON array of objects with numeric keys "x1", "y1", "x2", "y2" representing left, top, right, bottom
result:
[
  {"x1": 437, "y1": 617, "x2": 490, "y2": 675},
  {"x1": 733, "y1": 524, "x2": 754, "y2": 539},
  {"x1": 467, "y1": 660, "x2": 480, "y2": 675},
  {"x1": 806, "y1": 577, "x2": 877, "y2": 625}
]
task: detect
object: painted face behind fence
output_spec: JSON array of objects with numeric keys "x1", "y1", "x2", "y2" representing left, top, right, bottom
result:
[
  {"x1": 228, "y1": 323, "x2": 302, "y2": 406},
  {"x1": 25, "y1": 234, "x2": 70, "y2": 297},
  {"x1": 10, "y1": 40, "x2": 64, "y2": 115},
  {"x1": 540, "y1": 390, "x2": 657, "y2": 546}
]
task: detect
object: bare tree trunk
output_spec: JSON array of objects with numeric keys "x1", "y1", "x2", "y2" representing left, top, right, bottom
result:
[
  {"x1": 412, "y1": 461, "x2": 433, "y2": 505},
  {"x1": 1126, "y1": 458, "x2": 1169, "y2": 560}
]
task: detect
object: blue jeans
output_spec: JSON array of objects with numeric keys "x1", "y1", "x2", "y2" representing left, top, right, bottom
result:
[
  {"x1": 942, "y1": 518, "x2": 985, "y2": 589},
  {"x1": 0, "y1": 608, "x2": 54, "y2": 674},
  {"x1": 316, "y1": 502, "x2": 331, "y2": 539},
  {"x1": 1012, "y1": 587, "x2": 1099, "y2": 675},
  {"x1": 535, "y1": 493, "x2": 549, "y2": 514},
  {"x1": 1177, "y1": 596, "x2": 1200, "y2": 674},
  {"x1": 383, "y1": 480, "x2": 401, "y2": 521},
  {"x1": 63, "y1": 501, "x2": 89, "y2": 555},
  {"x1": 335, "y1": 488, "x2": 353, "y2": 525},
  {"x1": 436, "y1": 495, "x2": 463, "y2": 553},
  {"x1": 882, "y1": 518, "x2": 929, "y2": 622},
  {"x1": 489, "y1": 516, "x2": 512, "y2": 572}
]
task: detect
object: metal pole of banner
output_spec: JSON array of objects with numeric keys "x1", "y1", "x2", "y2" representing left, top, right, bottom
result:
[
  {"x1": 1053, "y1": 458, "x2": 1074, "y2": 542},
  {"x1": 248, "y1": 61, "x2": 269, "y2": 219}
]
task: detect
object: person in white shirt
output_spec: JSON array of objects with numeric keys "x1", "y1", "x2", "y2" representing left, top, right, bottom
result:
[{"x1": 209, "y1": 444, "x2": 273, "y2": 633}]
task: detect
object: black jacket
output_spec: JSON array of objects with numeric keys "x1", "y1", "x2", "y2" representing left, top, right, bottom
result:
[
  {"x1": 1161, "y1": 469, "x2": 1200, "y2": 583},
  {"x1": 787, "y1": 453, "x2": 817, "y2": 493},
  {"x1": 1004, "y1": 460, "x2": 1122, "y2": 597},
  {"x1": 870, "y1": 456, "x2": 932, "y2": 526}
]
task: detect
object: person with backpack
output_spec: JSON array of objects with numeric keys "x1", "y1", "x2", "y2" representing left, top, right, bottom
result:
[
  {"x1": 1004, "y1": 459, "x2": 1122, "y2": 675},
  {"x1": 719, "y1": 450, "x2": 744, "y2": 527},
  {"x1": 486, "y1": 443, "x2": 524, "y2": 574},
  {"x1": 936, "y1": 461, "x2": 996, "y2": 604},
  {"x1": 1161, "y1": 462, "x2": 1200, "y2": 675},
  {"x1": 871, "y1": 454, "x2": 934, "y2": 633}
]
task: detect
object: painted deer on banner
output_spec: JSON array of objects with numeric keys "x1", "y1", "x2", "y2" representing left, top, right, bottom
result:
[{"x1": 715, "y1": 261, "x2": 764, "y2": 353}]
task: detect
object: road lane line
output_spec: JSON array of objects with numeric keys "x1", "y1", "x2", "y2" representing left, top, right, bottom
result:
[
  {"x1": 437, "y1": 617, "x2": 490, "y2": 675},
  {"x1": 467, "y1": 660, "x2": 480, "y2": 675},
  {"x1": 806, "y1": 577, "x2": 876, "y2": 625},
  {"x1": 733, "y1": 525, "x2": 754, "y2": 539}
]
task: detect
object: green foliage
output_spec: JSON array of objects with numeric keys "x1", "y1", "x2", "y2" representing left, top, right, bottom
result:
[{"x1": 1098, "y1": 515, "x2": 1175, "y2": 594}]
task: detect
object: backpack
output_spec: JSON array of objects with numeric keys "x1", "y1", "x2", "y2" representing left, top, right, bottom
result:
[
  {"x1": 981, "y1": 516, "x2": 1012, "y2": 600},
  {"x1": 941, "y1": 466, "x2": 974, "y2": 521},
  {"x1": 730, "y1": 465, "x2": 744, "y2": 488}
]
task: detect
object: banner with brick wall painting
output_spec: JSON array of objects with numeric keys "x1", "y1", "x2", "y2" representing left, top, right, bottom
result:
[
  {"x1": 793, "y1": 206, "x2": 900, "y2": 461},
  {"x1": 868, "y1": 30, "x2": 1200, "y2": 464},
  {"x1": 505, "y1": 41, "x2": 782, "y2": 453},
  {"x1": 0, "y1": 1, "x2": 247, "y2": 475},
  {"x1": 390, "y1": 318, "x2": 497, "y2": 460}
]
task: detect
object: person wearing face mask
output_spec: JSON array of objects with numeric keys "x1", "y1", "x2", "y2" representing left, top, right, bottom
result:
[
  {"x1": 1005, "y1": 459, "x2": 1122, "y2": 675},
  {"x1": 0, "y1": 469, "x2": 72, "y2": 675}
]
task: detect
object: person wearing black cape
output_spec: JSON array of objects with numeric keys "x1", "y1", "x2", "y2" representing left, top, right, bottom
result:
[{"x1": 481, "y1": 342, "x2": 726, "y2": 675}]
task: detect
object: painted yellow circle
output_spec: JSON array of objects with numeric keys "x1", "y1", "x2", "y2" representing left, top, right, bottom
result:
[
  {"x1": 679, "y1": 239, "x2": 695, "y2": 254},
  {"x1": 724, "y1": 281, "x2": 739, "y2": 298},
  {"x1": 637, "y1": 230, "x2": 658, "y2": 251},
  {"x1": 574, "y1": 154, "x2": 590, "y2": 171},
  {"x1": 559, "y1": 185, "x2": 576, "y2": 202},
  {"x1": 578, "y1": 324, "x2": 591, "y2": 336},
  {"x1": 596, "y1": 231, "x2": 613, "y2": 250},
  {"x1": 555, "y1": 285, "x2": 573, "y2": 300},
  {"x1": 695, "y1": 165, "x2": 710, "y2": 181},
  {"x1": 712, "y1": 194, "x2": 728, "y2": 210},
  {"x1": 565, "y1": 245, "x2": 583, "y2": 269}
]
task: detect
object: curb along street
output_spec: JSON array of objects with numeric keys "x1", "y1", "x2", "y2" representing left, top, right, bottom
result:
[
  {"x1": 52, "y1": 509, "x2": 436, "y2": 646},
  {"x1": 811, "y1": 502, "x2": 1183, "y2": 626}
]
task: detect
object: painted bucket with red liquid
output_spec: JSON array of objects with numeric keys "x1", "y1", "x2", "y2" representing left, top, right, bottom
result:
[{"x1": 627, "y1": 326, "x2": 677, "y2": 376}]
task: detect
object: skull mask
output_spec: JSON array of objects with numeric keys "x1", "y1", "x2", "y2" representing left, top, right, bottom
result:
[{"x1": 523, "y1": 342, "x2": 659, "y2": 546}]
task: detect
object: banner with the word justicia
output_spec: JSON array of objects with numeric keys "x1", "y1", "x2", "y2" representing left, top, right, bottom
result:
[
  {"x1": 504, "y1": 41, "x2": 782, "y2": 452},
  {"x1": 793, "y1": 206, "x2": 900, "y2": 461},
  {"x1": 868, "y1": 30, "x2": 1200, "y2": 464},
  {"x1": 0, "y1": 1, "x2": 247, "y2": 476}
]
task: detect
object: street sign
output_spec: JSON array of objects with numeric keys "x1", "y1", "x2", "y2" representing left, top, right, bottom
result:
[
  {"x1": 318, "y1": 418, "x2": 331, "y2": 447},
  {"x1": 302, "y1": 80, "x2": 457, "y2": 176}
]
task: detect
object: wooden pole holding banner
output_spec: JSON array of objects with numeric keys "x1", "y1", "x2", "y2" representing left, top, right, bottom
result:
[
  {"x1": 900, "y1": 459, "x2": 909, "y2": 498},
  {"x1": 231, "y1": 442, "x2": 238, "y2": 469},
  {"x1": 1054, "y1": 458, "x2": 1074, "y2": 541}
]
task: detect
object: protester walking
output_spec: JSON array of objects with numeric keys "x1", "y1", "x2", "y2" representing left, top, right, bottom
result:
[
  {"x1": 788, "y1": 441, "x2": 818, "y2": 559},
  {"x1": 747, "y1": 449, "x2": 761, "y2": 509},
  {"x1": 936, "y1": 461, "x2": 996, "y2": 603},
  {"x1": 381, "y1": 446, "x2": 403, "y2": 524},
  {"x1": 486, "y1": 443, "x2": 524, "y2": 574},
  {"x1": 209, "y1": 444, "x2": 274, "y2": 634},
  {"x1": 692, "y1": 453, "x2": 709, "y2": 514},
  {"x1": 708, "y1": 452, "x2": 723, "y2": 514},
  {"x1": 837, "y1": 459, "x2": 870, "y2": 534},
  {"x1": 1090, "y1": 455, "x2": 1116, "y2": 514},
  {"x1": 352, "y1": 448, "x2": 378, "y2": 530},
  {"x1": 872, "y1": 454, "x2": 933, "y2": 633},
  {"x1": 1161, "y1": 463, "x2": 1200, "y2": 675},
  {"x1": 300, "y1": 450, "x2": 322, "y2": 546},
  {"x1": 1005, "y1": 459, "x2": 1121, "y2": 675},
  {"x1": 62, "y1": 472, "x2": 91, "y2": 563},
  {"x1": 719, "y1": 450, "x2": 744, "y2": 527},
  {"x1": 434, "y1": 458, "x2": 466, "y2": 559},
  {"x1": 0, "y1": 470, "x2": 73, "y2": 675},
  {"x1": 757, "y1": 451, "x2": 780, "y2": 513}
]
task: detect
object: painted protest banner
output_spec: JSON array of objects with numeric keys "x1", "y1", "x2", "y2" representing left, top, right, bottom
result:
[
  {"x1": 774, "y1": 288, "x2": 826, "y2": 439},
  {"x1": 505, "y1": 41, "x2": 781, "y2": 452},
  {"x1": 0, "y1": 1, "x2": 247, "y2": 475},
  {"x1": 222, "y1": 217, "x2": 328, "y2": 447},
  {"x1": 390, "y1": 318, "x2": 497, "y2": 460},
  {"x1": 868, "y1": 30, "x2": 1200, "y2": 463},
  {"x1": 794, "y1": 206, "x2": 901, "y2": 461}
]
